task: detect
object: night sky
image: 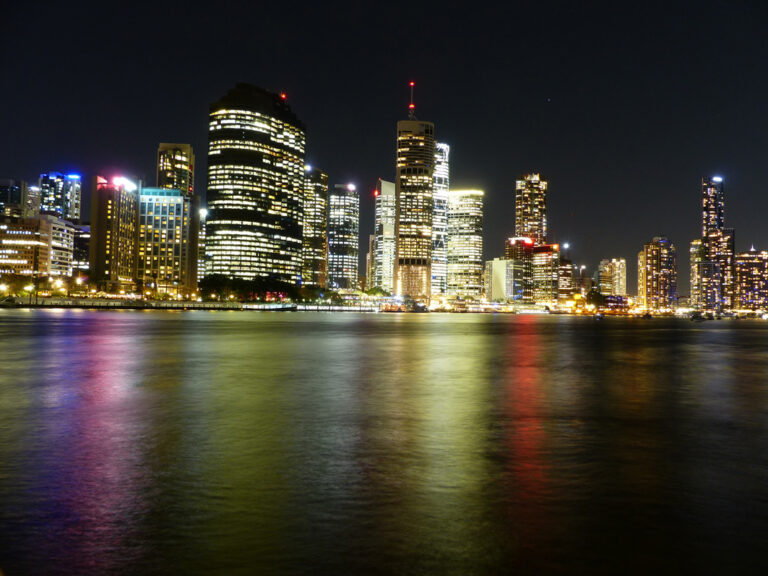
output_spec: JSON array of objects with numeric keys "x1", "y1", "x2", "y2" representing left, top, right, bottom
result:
[{"x1": 3, "y1": 1, "x2": 767, "y2": 293}]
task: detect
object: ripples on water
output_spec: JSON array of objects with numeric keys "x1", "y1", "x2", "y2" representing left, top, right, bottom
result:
[{"x1": 1, "y1": 310, "x2": 768, "y2": 574}]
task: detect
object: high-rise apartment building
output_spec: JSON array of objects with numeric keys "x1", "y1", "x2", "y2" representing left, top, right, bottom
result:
[
  {"x1": 394, "y1": 92, "x2": 435, "y2": 301},
  {"x1": 39, "y1": 173, "x2": 81, "y2": 222},
  {"x1": 446, "y1": 189, "x2": 484, "y2": 298},
  {"x1": 157, "y1": 143, "x2": 195, "y2": 195},
  {"x1": 515, "y1": 174, "x2": 547, "y2": 245},
  {"x1": 327, "y1": 184, "x2": 359, "y2": 290},
  {"x1": 638, "y1": 236, "x2": 677, "y2": 310},
  {"x1": 432, "y1": 142, "x2": 449, "y2": 296},
  {"x1": 0, "y1": 215, "x2": 73, "y2": 277},
  {"x1": 301, "y1": 167, "x2": 329, "y2": 288},
  {"x1": 137, "y1": 187, "x2": 198, "y2": 295},
  {"x1": 598, "y1": 258, "x2": 627, "y2": 296},
  {"x1": 205, "y1": 84, "x2": 306, "y2": 283},
  {"x1": 735, "y1": 248, "x2": 768, "y2": 310},
  {"x1": 89, "y1": 176, "x2": 139, "y2": 292},
  {"x1": 691, "y1": 176, "x2": 735, "y2": 311},
  {"x1": 372, "y1": 179, "x2": 396, "y2": 294}
]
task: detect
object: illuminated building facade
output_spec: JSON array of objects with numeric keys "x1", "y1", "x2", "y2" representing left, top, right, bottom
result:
[
  {"x1": 690, "y1": 176, "x2": 735, "y2": 311},
  {"x1": 532, "y1": 244, "x2": 560, "y2": 303},
  {"x1": 39, "y1": 172, "x2": 82, "y2": 221},
  {"x1": 0, "y1": 179, "x2": 28, "y2": 217},
  {"x1": 558, "y1": 257, "x2": 574, "y2": 300},
  {"x1": 432, "y1": 142, "x2": 449, "y2": 296},
  {"x1": 301, "y1": 167, "x2": 329, "y2": 288},
  {"x1": 394, "y1": 116, "x2": 435, "y2": 301},
  {"x1": 485, "y1": 258, "x2": 529, "y2": 302},
  {"x1": 205, "y1": 84, "x2": 306, "y2": 283},
  {"x1": 446, "y1": 189, "x2": 483, "y2": 298},
  {"x1": 735, "y1": 248, "x2": 768, "y2": 310},
  {"x1": 372, "y1": 178, "x2": 396, "y2": 294},
  {"x1": 157, "y1": 143, "x2": 195, "y2": 195},
  {"x1": 73, "y1": 224, "x2": 90, "y2": 273},
  {"x1": 598, "y1": 258, "x2": 627, "y2": 296},
  {"x1": 0, "y1": 217, "x2": 50, "y2": 276},
  {"x1": 25, "y1": 186, "x2": 41, "y2": 217},
  {"x1": 137, "y1": 187, "x2": 197, "y2": 294},
  {"x1": 327, "y1": 184, "x2": 359, "y2": 290},
  {"x1": 638, "y1": 236, "x2": 677, "y2": 310},
  {"x1": 198, "y1": 208, "x2": 207, "y2": 283},
  {"x1": 504, "y1": 237, "x2": 534, "y2": 302},
  {"x1": 515, "y1": 174, "x2": 547, "y2": 244},
  {"x1": 90, "y1": 176, "x2": 139, "y2": 292}
]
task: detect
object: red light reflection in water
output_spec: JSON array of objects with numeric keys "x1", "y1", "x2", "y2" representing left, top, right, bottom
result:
[{"x1": 504, "y1": 315, "x2": 550, "y2": 552}]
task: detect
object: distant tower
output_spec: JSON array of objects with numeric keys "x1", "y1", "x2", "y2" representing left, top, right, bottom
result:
[
  {"x1": 446, "y1": 189, "x2": 484, "y2": 298},
  {"x1": 302, "y1": 166, "x2": 329, "y2": 288},
  {"x1": 373, "y1": 179, "x2": 397, "y2": 294},
  {"x1": 157, "y1": 143, "x2": 195, "y2": 195},
  {"x1": 327, "y1": 184, "x2": 359, "y2": 290},
  {"x1": 39, "y1": 172, "x2": 82, "y2": 222},
  {"x1": 432, "y1": 143, "x2": 450, "y2": 296},
  {"x1": 515, "y1": 174, "x2": 547, "y2": 245},
  {"x1": 598, "y1": 258, "x2": 627, "y2": 296},
  {"x1": 394, "y1": 81, "x2": 435, "y2": 301},
  {"x1": 638, "y1": 236, "x2": 677, "y2": 310}
]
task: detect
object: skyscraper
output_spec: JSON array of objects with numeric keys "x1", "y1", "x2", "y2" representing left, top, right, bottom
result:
[
  {"x1": 638, "y1": 236, "x2": 677, "y2": 310},
  {"x1": 598, "y1": 258, "x2": 627, "y2": 296},
  {"x1": 0, "y1": 179, "x2": 28, "y2": 217},
  {"x1": 432, "y1": 142, "x2": 449, "y2": 296},
  {"x1": 446, "y1": 189, "x2": 484, "y2": 298},
  {"x1": 137, "y1": 187, "x2": 197, "y2": 295},
  {"x1": 302, "y1": 166, "x2": 329, "y2": 288},
  {"x1": 90, "y1": 176, "x2": 139, "y2": 292},
  {"x1": 532, "y1": 244, "x2": 560, "y2": 303},
  {"x1": 515, "y1": 174, "x2": 547, "y2": 245},
  {"x1": 372, "y1": 179, "x2": 396, "y2": 294},
  {"x1": 691, "y1": 176, "x2": 735, "y2": 311},
  {"x1": 327, "y1": 184, "x2": 359, "y2": 290},
  {"x1": 39, "y1": 172, "x2": 81, "y2": 222},
  {"x1": 205, "y1": 84, "x2": 306, "y2": 283},
  {"x1": 735, "y1": 248, "x2": 768, "y2": 310},
  {"x1": 394, "y1": 84, "x2": 435, "y2": 301},
  {"x1": 504, "y1": 237, "x2": 535, "y2": 303},
  {"x1": 157, "y1": 143, "x2": 195, "y2": 195}
]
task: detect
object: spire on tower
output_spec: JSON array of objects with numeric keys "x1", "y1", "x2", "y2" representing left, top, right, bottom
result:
[{"x1": 408, "y1": 81, "x2": 416, "y2": 119}]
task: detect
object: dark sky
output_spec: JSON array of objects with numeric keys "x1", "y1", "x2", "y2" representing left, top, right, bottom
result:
[{"x1": 3, "y1": 0, "x2": 768, "y2": 293}]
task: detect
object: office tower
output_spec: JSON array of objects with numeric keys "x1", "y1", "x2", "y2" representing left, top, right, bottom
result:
[
  {"x1": 302, "y1": 167, "x2": 329, "y2": 288},
  {"x1": 638, "y1": 236, "x2": 677, "y2": 310},
  {"x1": 39, "y1": 172, "x2": 82, "y2": 221},
  {"x1": 515, "y1": 173, "x2": 547, "y2": 244},
  {"x1": 137, "y1": 187, "x2": 198, "y2": 295},
  {"x1": 198, "y1": 208, "x2": 207, "y2": 283},
  {"x1": 157, "y1": 143, "x2": 195, "y2": 195},
  {"x1": 558, "y1": 257, "x2": 574, "y2": 300},
  {"x1": 505, "y1": 237, "x2": 535, "y2": 302},
  {"x1": 25, "y1": 185, "x2": 41, "y2": 217},
  {"x1": 446, "y1": 189, "x2": 483, "y2": 298},
  {"x1": 205, "y1": 84, "x2": 306, "y2": 283},
  {"x1": 365, "y1": 234, "x2": 375, "y2": 290},
  {"x1": 0, "y1": 179, "x2": 29, "y2": 217},
  {"x1": 735, "y1": 248, "x2": 768, "y2": 310},
  {"x1": 394, "y1": 86, "x2": 435, "y2": 301},
  {"x1": 327, "y1": 184, "x2": 359, "y2": 290},
  {"x1": 372, "y1": 179, "x2": 396, "y2": 294},
  {"x1": 90, "y1": 176, "x2": 139, "y2": 292},
  {"x1": 598, "y1": 258, "x2": 627, "y2": 296},
  {"x1": 432, "y1": 142, "x2": 449, "y2": 296},
  {"x1": 72, "y1": 224, "x2": 91, "y2": 273},
  {"x1": 485, "y1": 258, "x2": 529, "y2": 302},
  {"x1": 532, "y1": 244, "x2": 560, "y2": 303},
  {"x1": 691, "y1": 176, "x2": 735, "y2": 311}
]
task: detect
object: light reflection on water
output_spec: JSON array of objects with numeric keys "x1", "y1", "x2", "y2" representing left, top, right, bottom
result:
[{"x1": 2, "y1": 310, "x2": 768, "y2": 574}]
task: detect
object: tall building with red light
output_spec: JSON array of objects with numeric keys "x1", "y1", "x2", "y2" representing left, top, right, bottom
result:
[
  {"x1": 505, "y1": 237, "x2": 534, "y2": 302},
  {"x1": 89, "y1": 176, "x2": 139, "y2": 291},
  {"x1": 394, "y1": 82, "x2": 435, "y2": 301}
]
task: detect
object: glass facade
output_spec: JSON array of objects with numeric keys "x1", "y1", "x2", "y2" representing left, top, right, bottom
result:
[
  {"x1": 157, "y1": 143, "x2": 195, "y2": 195},
  {"x1": 431, "y1": 143, "x2": 449, "y2": 296},
  {"x1": 598, "y1": 258, "x2": 627, "y2": 296},
  {"x1": 372, "y1": 179, "x2": 396, "y2": 294},
  {"x1": 302, "y1": 167, "x2": 329, "y2": 288},
  {"x1": 532, "y1": 244, "x2": 560, "y2": 304},
  {"x1": 515, "y1": 174, "x2": 547, "y2": 245},
  {"x1": 205, "y1": 84, "x2": 306, "y2": 283},
  {"x1": 327, "y1": 184, "x2": 359, "y2": 290},
  {"x1": 446, "y1": 189, "x2": 484, "y2": 298},
  {"x1": 39, "y1": 172, "x2": 81, "y2": 222}
]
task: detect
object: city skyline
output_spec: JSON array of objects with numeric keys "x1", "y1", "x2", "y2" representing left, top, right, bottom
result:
[{"x1": 3, "y1": 3, "x2": 768, "y2": 293}]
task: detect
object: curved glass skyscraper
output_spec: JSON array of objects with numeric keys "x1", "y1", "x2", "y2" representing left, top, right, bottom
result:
[{"x1": 205, "y1": 84, "x2": 306, "y2": 283}]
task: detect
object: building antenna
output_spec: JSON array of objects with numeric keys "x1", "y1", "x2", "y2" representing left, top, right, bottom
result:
[{"x1": 408, "y1": 81, "x2": 416, "y2": 120}]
